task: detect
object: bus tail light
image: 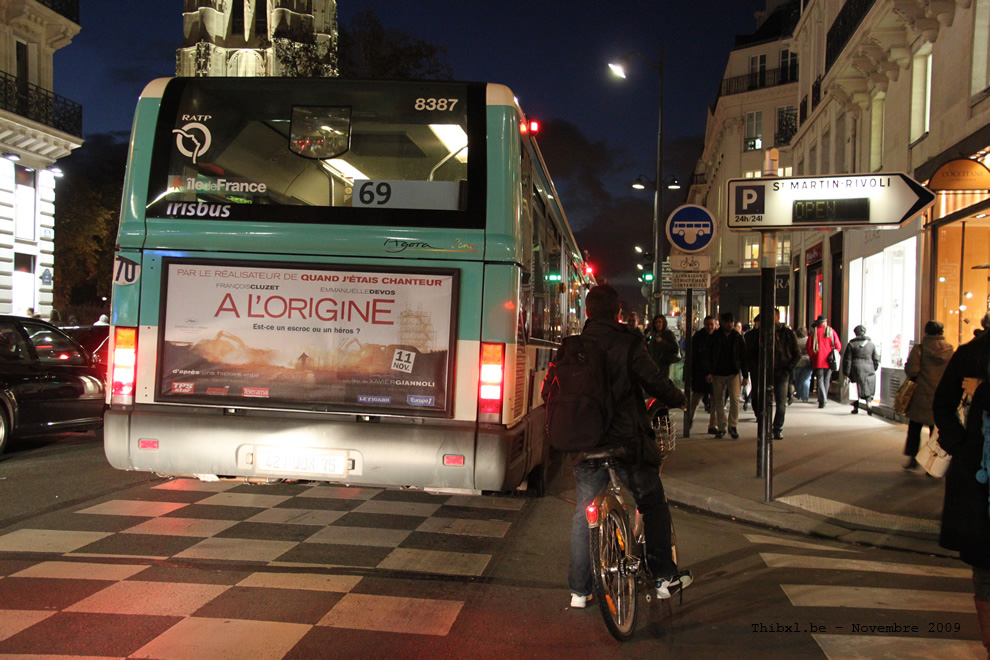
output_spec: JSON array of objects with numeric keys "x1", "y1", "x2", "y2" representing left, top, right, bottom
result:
[
  {"x1": 478, "y1": 342, "x2": 505, "y2": 420},
  {"x1": 111, "y1": 327, "x2": 137, "y2": 404}
]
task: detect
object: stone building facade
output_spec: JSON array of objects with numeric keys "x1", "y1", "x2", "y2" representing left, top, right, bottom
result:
[
  {"x1": 176, "y1": 0, "x2": 338, "y2": 77},
  {"x1": 690, "y1": 0, "x2": 990, "y2": 408},
  {"x1": 0, "y1": 0, "x2": 82, "y2": 318}
]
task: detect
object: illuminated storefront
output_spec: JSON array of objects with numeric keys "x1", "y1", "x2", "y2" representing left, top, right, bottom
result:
[
  {"x1": 847, "y1": 233, "x2": 919, "y2": 405},
  {"x1": 929, "y1": 156, "x2": 990, "y2": 348}
]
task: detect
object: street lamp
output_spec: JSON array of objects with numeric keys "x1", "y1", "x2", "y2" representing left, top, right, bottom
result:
[
  {"x1": 632, "y1": 174, "x2": 681, "y2": 191},
  {"x1": 609, "y1": 47, "x2": 666, "y2": 316}
]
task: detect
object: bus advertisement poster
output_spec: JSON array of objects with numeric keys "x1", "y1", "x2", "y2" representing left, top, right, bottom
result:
[{"x1": 157, "y1": 259, "x2": 456, "y2": 415}]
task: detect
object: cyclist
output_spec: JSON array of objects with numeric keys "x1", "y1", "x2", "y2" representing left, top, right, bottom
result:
[{"x1": 564, "y1": 284, "x2": 691, "y2": 608}]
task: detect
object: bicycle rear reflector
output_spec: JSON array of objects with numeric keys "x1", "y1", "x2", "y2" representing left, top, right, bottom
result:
[{"x1": 586, "y1": 504, "x2": 599, "y2": 525}]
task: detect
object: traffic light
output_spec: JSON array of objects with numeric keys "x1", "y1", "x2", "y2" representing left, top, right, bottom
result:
[{"x1": 637, "y1": 252, "x2": 654, "y2": 283}]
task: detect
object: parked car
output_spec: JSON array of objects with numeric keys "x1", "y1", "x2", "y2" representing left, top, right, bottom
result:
[
  {"x1": 60, "y1": 324, "x2": 110, "y2": 377},
  {"x1": 0, "y1": 316, "x2": 105, "y2": 454}
]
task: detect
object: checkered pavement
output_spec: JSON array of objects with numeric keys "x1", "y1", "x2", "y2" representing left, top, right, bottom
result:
[{"x1": 0, "y1": 478, "x2": 527, "y2": 658}]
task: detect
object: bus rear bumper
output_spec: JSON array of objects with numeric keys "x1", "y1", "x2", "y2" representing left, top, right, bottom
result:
[{"x1": 104, "y1": 408, "x2": 528, "y2": 493}]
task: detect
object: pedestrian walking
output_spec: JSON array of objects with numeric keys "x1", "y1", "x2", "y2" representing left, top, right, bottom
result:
[
  {"x1": 736, "y1": 322, "x2": 760, "y2": 410},
  {"x1": 745, "y1": 309, "x2": 800, "y2": 440},
  {"x1": 842, "y1": 325, "x2": 880, "y2": 415},
  {"x1": 688, "y1": 315, "x2": 717, "y2": 434},
  {"x1": 903, "y1": 321, "x2": 954, "y2": 469},
  {"x1": 706, "y1": 312, "x2": 748, "y2": 439},
  {"x1": 932, "y1": 320, "x2": 990, "y2": 655},
  {"x1": 646, "y1": 314, "x2": 680, "y2": 379},
  {"x1": 624, "y1": 311, "x2": 646, "y2": 341},
  {"x1": 544, "y1": 284, "x2": 691, "y2": 608},
  {"x1": 793, "y1": 326, "x2": 813, "y2": 402},
  {"x1": 742, "y1": 320, "x2": 757, "y2": 411},
  {"x1": 806, "y1": 314, "x2": 841, "y2": 408}
]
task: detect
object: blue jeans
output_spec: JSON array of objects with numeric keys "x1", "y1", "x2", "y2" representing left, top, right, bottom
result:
[
  {"x1": 793, "y1": 367, "x2": 812, "y2": 400},
  {"x1": 569, "y1": 460, "x2": 676, "y2": 596}
]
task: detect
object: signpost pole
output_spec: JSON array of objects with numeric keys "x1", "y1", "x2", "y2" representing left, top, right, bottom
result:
[
  {"x1": 683, "y1": 288, "x2": 693, "y2": 437},
  {"x1": 665, "y1": 205, "x2": 716, "y2": 440},
  {"x1": 757, "y1": 232, "x2": 777, "y2": 502}
]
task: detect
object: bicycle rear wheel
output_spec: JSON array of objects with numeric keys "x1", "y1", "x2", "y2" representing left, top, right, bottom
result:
[{"x1": 590, "y1": 503, "x2": 637, "y2": 641}]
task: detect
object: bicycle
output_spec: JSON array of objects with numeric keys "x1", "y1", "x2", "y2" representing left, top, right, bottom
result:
[{"x1": 580, "y1": 401, "x2": 678, "y2": 641}]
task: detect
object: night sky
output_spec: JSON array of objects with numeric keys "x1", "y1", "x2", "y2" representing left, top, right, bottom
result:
[{"x1": 53, "y1": 0, "x2": 768, "y2": 307}]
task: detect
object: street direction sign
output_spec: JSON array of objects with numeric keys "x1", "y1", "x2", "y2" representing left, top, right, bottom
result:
[
  {"x1": 726, "y1": 173, "x2": 936, "y2": 230},
  {"x1": 665, "y1": 204, "x2": 716, "y2": 253},
  {"x1": 670, "y1": 253, "x2": 710, "y2": 272},
  {"x1": 671, "y1": 271, "x2": 710, "y2": 289}
]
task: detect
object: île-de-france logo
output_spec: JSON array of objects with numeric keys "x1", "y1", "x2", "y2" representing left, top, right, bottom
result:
[{"x1": 173, "y1": 120, "x2": 212, "y2": 164}]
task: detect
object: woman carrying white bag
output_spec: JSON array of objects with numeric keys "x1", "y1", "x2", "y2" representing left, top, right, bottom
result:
[{"x1": 902, "y1": 321, "x2": 953, "y2": 470}]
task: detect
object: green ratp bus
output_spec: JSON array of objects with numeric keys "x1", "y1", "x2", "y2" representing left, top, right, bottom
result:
[{"x1": 104, "y1": 77, "x2": 592, "y2": 495}]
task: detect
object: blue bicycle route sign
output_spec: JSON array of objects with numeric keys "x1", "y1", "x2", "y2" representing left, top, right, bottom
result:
[{"x1": 665, "y1": 204, "x2": 716, "y2": 254}]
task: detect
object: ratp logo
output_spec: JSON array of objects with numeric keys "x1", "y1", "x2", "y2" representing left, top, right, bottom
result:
[{"x1": 173, "y1": 122, "x2": 212, "y2": 164}]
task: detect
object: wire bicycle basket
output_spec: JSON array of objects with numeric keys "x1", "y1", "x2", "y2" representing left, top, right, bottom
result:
[{"x1": 654, "y1": 414, "x2": 676, "y2": 457}]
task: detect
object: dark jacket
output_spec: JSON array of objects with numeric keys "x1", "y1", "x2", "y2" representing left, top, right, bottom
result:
[
  {"x1": 708, "y1": 327, "x2": 748, "y2": 377},
  {"x1": 690, "y1": 328, "x2": 713, "y2": 394},
  {"x1": 933, "y1": 332, "x2": 990, "y2": 567},
  {"x1": 842, "y1": 336, "x2": 880, "y2": 400},
  {"x1": 647, "y1": 328, "x2": 680, "y2": 379},
  {"x1": 581, "y1": 319, "x2": 687, "y2": 465},
  {"x1": 904, "y1": 334, "x2": 954, "y2": 426},
  {"x1": 745, "y1": 323, "x2": 801, "y2": 379}
]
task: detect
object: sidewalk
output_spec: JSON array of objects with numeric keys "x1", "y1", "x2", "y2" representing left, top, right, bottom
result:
[{"x1": 661, "y1": 397, "x2": 952, "y2": 557}]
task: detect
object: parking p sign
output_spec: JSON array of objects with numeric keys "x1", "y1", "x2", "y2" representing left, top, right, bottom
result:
[
  {"x1": 665, "y1": 204, "x2": 716, "y2": 254},
  {"x1": 735, "y1": 185, "x2": 765, "y2": 215}
]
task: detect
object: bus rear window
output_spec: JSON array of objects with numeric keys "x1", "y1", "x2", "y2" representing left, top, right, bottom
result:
[{"x1": 146, "y1": 79, "x2": 485, "y2": 227}]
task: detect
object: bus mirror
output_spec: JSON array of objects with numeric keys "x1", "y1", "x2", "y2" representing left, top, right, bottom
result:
[{"x1": 289, "y1": 106, "x2": 351, "y2": 159}]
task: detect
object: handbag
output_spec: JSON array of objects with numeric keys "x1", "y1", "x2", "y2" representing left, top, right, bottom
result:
[
  {"x1": 893, "y1": 378, "x2": 917, "y2": 414},
  {"x1": 827, "y1": 347, "x2": 841, "y2": 372},
  {"x1": 915, "y1": 434, "x2": 950, "y2": 478}
]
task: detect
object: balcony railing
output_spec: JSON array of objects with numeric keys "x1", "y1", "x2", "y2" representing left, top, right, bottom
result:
[
  {"x1": 718, "y1": 64, "x2": 798, "y2": 98},
  {"x1": 825, "y1": 0, "x2": 876, "y2": 73},
  {"x1": 799, "y1": 95, "x2": 808, "y2": 124},
  {"x1": 775, "y1": 108, "x2": 798, "y2": 146},
  {"x1": 0, "y1": 71, "x2": 82, "y2": 138},
  {"x1": 811, "y1": 75, "x2": 823, "y2": 111},
  {"x1": 37, "y1": 0, "x2": 79, "y2": 24}
]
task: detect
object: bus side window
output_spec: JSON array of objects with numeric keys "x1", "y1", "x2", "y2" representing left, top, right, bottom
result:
[
  {"x1": 530, "y1": 186, "x2": 550, "y2": 341},
  {"x1": 545, "y1": 215, "x2": 563, "y2": 342}
]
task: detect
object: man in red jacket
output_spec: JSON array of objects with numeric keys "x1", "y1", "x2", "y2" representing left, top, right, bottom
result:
[{"x1": 806, "y1": 314, "x2": 841, "y2": 408}]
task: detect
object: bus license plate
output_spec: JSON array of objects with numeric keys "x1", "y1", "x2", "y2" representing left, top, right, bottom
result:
[{"x1": 256, "y1": 447, "x2": 347, "y2": 476}]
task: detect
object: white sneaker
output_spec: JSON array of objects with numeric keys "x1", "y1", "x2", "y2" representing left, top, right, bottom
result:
[
  {"x1": 570, "y1": 593, "x2": 592, "y2": 608},
  {"x1": 656, "y1": 570, "x2": 693, "y2": 599}
]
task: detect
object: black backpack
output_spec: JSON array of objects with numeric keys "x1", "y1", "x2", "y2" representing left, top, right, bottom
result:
[{"x1": 541, "y1": 335, "x2": 615, "y2": 451}]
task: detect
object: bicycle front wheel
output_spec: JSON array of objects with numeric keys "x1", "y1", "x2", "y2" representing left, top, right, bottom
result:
[{"x1": 590, "y1": 503, "x2": 637, "y2": 641}]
